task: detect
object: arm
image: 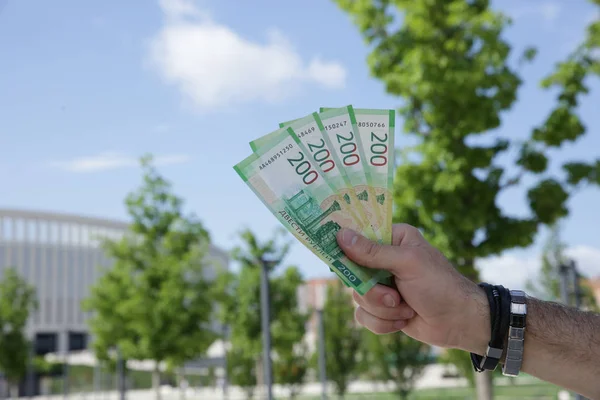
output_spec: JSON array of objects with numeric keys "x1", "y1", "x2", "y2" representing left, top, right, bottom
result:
[
  {"x1": 336, "y1": 224, "x2": 600, "y2": 399},
  {"x1": 464, "y1": 288, "x2": 600, "y2": 398}
]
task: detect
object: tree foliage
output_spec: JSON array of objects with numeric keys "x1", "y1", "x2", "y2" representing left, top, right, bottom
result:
[
  {"x1": 335, "y1": 0, "x2": 599, "y2": 397},
  {"x1": 360, "y1": 331, "x2": 430, "y2": 399},
  {"x1": 271, "y1": 268, "x2": 309, "y2": 399},
  {"x1": 322, "y1": 283, "x2": 361, "y2": 399},
  {"x1": 216, "y1": 229, "x2": 308, "y2": 398},
  {"x1": 0, "y1": 268, "x2": 37, "y2": 395},
  {"x1": 83, "y1": 156, "x2": 217, "y2": 400},
  {"x1": 335, "y1": 0, "x2": 600, "y2": 272},
  {"x1": 226, "y1": 349, "x2": 257, "y2": 400}
]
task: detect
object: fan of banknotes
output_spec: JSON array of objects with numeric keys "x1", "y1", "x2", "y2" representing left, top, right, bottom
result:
[{"x1": 234, "y1": 106, "x2": 395, "y2": 295}]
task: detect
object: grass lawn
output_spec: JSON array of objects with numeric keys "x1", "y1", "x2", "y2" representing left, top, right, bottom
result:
[
  {"x1": 299, "y1": 382, "x2": 562, "y2": 399},
  {"x1": 57, "y1": 364, "x2": 564, "y2": 399}
]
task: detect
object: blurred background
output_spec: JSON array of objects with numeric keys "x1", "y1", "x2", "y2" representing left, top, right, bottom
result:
[{"x1": 0, "y1": 0, "x2": 599, "y2": 399}]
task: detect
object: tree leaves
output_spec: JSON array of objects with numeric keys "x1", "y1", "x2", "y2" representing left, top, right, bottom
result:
[
  {"x1": 83, "y1": 157, "x2": 216, "y2": 387},
  {"x1": 322, "y1": 283, "x2": 361, "y2": 397},
  {"x1": 563, "y1": 160, "x2": 600, "y2": 186},
  {"x1": 0, "y1": 268, "x2": 37, "y2": 385},
  {"x1": 532, "y1": 107, "x2": 586, "y2": 146},
  {"x1": 527, "y1": 179, "x2": 569, "y2": 225},
  {"x1": 217, "y1": 229, "x2": 308, "y2": 393},
  {"x1": 337, "y1": 0, "x2": 600, "y2": 279},
  {"x1": 516, "y1": 143, "x2": 548, "y2": 173},
  {"x1": 360, "y1": 330, "x2": 430, "y2": 399}
]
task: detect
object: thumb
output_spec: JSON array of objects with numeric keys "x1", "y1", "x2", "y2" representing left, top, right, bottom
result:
[{"x1": 337, "y1": 228, "x2": 409, "y2": 275}]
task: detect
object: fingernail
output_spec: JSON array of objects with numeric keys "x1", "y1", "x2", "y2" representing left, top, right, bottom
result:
[
  {"x1": 405, "y1": 309, "x2": 415, "y2": 319},
  {"x1": 341, "y1": 229, "x2": 358, "y2": 246},
  {"x1": 383, "y1": 294, "x2": 396, "y2": 308},
  {"x1": 393, "y1": 320, "x2": 407, "y2": 330}
]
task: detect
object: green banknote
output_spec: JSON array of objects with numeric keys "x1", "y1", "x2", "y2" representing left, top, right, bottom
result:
[
  {"x1": 249, "y1": 113, "x2": 378, "y2": 242},
  {"x1": 322, "y1": 107, "x2": 396, "y2": 245},
  {"x1": 235, "y1": 127, "x2": 390, "y2": 295},
  {"x1": 318, "y1": 106, "x2": 385, "y2": 242}
]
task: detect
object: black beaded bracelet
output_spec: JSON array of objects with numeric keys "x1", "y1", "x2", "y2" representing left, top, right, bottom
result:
[{"x1": 471, "y1": 283, "x2": 506, "y2": 372}]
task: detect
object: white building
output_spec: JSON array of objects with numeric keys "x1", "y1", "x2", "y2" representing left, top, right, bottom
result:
[{"x1": 0, "y1": 208, "x2": 228, "y2": 376}]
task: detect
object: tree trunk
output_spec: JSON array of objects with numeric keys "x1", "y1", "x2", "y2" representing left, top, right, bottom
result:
[
  {"x1": 152, "y1": 363, "x2": 162, "y2": 400},
  {"x1": 255, "y1": 357, "x2": 263, "y2": 399},
  {"x1": 475, "y1": 370, "x2": 494, "y2": 400},
  {"x1": 8, "y1": 383, "x2": 18, "y2": 400},
  {"x1": 398, "y1": 388, "x2": 409, "y2": 400},
  {"x1": 178, "y1": 369, "x2": 186, "y2": 400}
]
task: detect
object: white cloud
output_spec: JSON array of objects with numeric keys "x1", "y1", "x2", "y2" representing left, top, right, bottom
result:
[
  {"x1": 539, "y1": 2, "x2": 560, "y2": 23},
  {"x1": 565, "y1": 246, "x2": 600, "y2": 278},
  {"x1": 478, "y1": 245, "x2": 600, "y2": 290},
  {"x1": 147, "y1": 0, "x2": 347, "y2": 110},
  {"x1": 509, "y1": 1, "x2": 561, "y2": 24},
  {"x1": 307, "y1": 58, "x2": 346, "y2": 89},
  {"x1": 478, "y1": 254, "x2": 539, "y2": 291},
  {"x1": 50, "y1": 152, "x2": 190, "y2": 173}
]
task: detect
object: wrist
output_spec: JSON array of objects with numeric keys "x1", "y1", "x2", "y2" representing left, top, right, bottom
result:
[{"x1": 455, "y1": 282, "x2": 491, "y2": 355}]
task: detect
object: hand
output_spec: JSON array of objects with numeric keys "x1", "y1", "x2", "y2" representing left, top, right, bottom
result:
[{"x1": 337, "y1": 224, "x2": 490, "y2": 355}]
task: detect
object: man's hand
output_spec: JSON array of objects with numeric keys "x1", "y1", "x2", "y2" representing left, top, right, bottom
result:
[
  {"x1": 337, "y1": 224, "x2": 600, "y2": 399},
  {"x1": 337, "y1": 224, "x2": 490, "y2": 355}
]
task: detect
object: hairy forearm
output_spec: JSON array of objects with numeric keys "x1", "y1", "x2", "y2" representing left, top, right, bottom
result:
[
  {"x1": 520, "y1": 298, "x2": 600, "y2": 398},
  {"x1": 462, "y1": 289, "x2": 600, "y2": 398}
]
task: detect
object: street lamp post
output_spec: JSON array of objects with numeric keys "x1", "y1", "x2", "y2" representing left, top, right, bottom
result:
[
  {"x1": 315, "y1": 284, "x2": 327, "y2": 400},
  {"x1": 115, "y1": 346, "x2": 126, "y2": 400},
  {"x1": 63, "y1": 330, "x2": 69, "y2": 399},
  {"x1": 26, "y1": 333, "x2": 34, "y2": 398},
  {"x1": 559, "y1": 263, "x2": 570, "y2": 306},
  {"x1": 259, "y1": 259, "x2": 273, "y2": 400},
  {"x1": 222, "y1": 324, "x2": 229, "y2": 400}
]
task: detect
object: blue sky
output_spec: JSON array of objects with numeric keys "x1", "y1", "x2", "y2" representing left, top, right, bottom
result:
[{"x1": 1, "y1": 0, "x2": 599, "y2": 289}]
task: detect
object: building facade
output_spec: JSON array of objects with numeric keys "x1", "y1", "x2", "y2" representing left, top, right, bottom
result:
[
  {"x1": 0, "y1": 208, "x2": 228, "y2": 358},
  {"x1": 589, "y1": 277, "x2": 600, "y2": 307}
]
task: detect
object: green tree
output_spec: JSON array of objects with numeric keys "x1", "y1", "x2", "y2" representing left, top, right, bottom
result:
[
  {"x1": 526, "y1": 225, "x2": 564, "y2": 301},
  {"x1": 226, "y1": 349, "x2": 257, "y2": 400},
  {"x1": 361, "y1": 331, "x2": 430, "y2": 399},
  {"x1": 322, "y1": 283, "x2": 361, "y2": 399},
  {"x1": 84, "y1": 156, "x2": 217, "y2": 400},
  {"x1": 0, "y1": 268, "x2": 37, "y2": 398},
  {"x1": 216, "y1": 229, "x2": 308, "y2": 398},
  {"x1": 271, "y1": 268, "x2": 309, "y2": 399},
  {"x1": 335, "y1": 0, "x2": 600, "y2": 398},
  {"x1": 527, "y1": 224, "x2": 598, "y2": 310}
]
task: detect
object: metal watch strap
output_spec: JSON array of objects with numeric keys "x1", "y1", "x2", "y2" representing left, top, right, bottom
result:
[{"x1": 502, "y1": 290, "x2": 527, "y2": 377}]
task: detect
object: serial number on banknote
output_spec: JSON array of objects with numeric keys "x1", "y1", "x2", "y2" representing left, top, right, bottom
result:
[
  {"x1": 358, "y1": 122, "x2": 386, "y2": 128},
  {"x1": 324, "y1": 121, "x2": 347, "y2": 131},
  {"x1": 258, "y1": 144, "x2": 294, "y2": 170},
  {"x1": 297, "y1": 127, "x2": 315, "y2": 138}
]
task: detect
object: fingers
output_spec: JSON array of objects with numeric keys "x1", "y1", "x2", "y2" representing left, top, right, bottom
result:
[
  {"x1": 337, "y1": 225, "x2": 419, "y2": 273},
  {"x1": 352, "y1": 288, "x2": 415, "y2": 320},
  {"x1": 355, "y1": 306, "x2": 409, "y2": 335},
  {"x1": 357, "y1": 283, "x2": 402, "y2": 307},
  {"x1": 390, "y1": 223, "x2": 422, "y2": 246}
]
